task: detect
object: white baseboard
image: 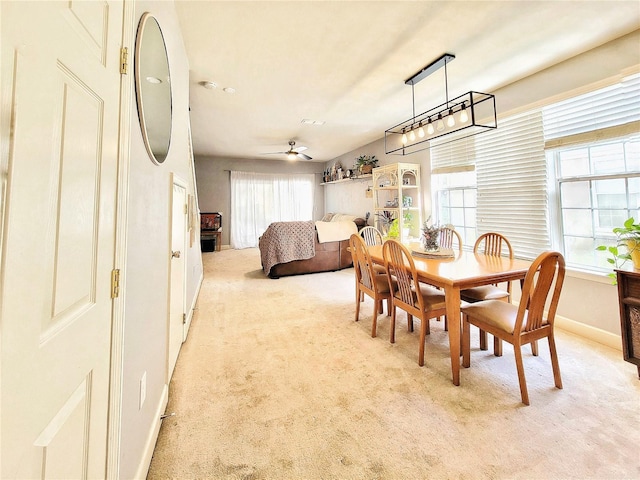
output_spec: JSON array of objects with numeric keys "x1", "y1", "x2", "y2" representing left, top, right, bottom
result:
[
  {"x1": 183, "y1": 272, "x2": 203, "y2": 341},
  {"x1": 555, "y1": 314, "x2": 621, "y2": 351},
  {"x1": 135, "y1": 384, "x2": 169, "y2": 480}
]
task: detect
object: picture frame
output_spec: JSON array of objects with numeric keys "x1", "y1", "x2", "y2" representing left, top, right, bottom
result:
[{"x1": 201, "y1": 212, "x2": 221, "y2": 231}]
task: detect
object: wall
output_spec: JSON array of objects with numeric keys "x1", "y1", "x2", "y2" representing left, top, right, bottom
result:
[
  {"x1": 324, "y1": 30, "x2": 640, "y2": 343},
  {"x1": 121, "y1": 1, "x2": 203, "y2": 478},
  {"x1": 195, "y1": 157, "x2": 325, "y2": 247}
]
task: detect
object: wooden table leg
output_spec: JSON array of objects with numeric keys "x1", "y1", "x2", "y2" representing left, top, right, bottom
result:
[{"x1": 445, "y1": 286, "x2": 461, "y2": 386}]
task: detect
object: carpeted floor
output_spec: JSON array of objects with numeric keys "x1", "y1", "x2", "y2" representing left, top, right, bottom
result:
[{"x1": 147, "y1": 247, "x2": 640, "y2": 480}]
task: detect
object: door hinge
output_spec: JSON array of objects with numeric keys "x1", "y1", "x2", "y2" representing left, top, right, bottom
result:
[
  {"x1": 184, "y1": 204, "x2": 188, "y2": 215},
  {"x1": 111, "y1": 269, "x2": 121, "y2": 298},
  {"x1": 120, "y1": 47, "x2": 128, "y2": 75},
  {"x1": 182, "y1": 313, "x2": 186, "y2": 324}
]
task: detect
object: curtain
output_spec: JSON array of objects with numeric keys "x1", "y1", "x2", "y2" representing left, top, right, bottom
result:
[{"x1": 230, "y1": 171, "x2": 315, "y2": 248}]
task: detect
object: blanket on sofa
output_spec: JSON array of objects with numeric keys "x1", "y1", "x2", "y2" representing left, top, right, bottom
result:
[
  {"x1": 314, "y1": 220, "x2": 358, "y2": 243},
  {"x1": 259, "y1": 221, "x2": 316, "y2": 276}
]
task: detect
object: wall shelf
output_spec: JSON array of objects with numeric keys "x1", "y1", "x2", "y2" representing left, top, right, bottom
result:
[{"x1": 320, "y1": 174, "x2": 372, "y2": 185}]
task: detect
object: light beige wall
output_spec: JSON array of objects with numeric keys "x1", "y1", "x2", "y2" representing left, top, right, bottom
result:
[
  {"x1": 325, "y1": 30, "x2": 640, "y2": 340},
  {"x1": 121, "y1": 2, "x2": 203, "y2": 478},
  {"x1": 195, "y1": 157, "x2": 325, "y2": 247}
]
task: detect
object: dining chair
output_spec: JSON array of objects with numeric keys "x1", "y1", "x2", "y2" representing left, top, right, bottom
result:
[
  {"x1": 461, "y1": 232, "x2": 514, "y2": 354},
  {"x1": 359, "y1": 226, "x2": 384, "y2": 246},
  {"x1": 461, "y1": 250, "x2": 566, "y2": 405},
  {"x1": 439, "y1": 226, "x2": 463, "y2": 252},
  {"x1": 349, "y1": 234, "x2": 393, "y2": 337},
  {"x1": 382, "y1": 239, "x2": 447, "y2": 366}
]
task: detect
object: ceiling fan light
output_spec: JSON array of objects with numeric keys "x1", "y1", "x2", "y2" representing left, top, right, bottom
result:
[{"x1": 287, "y1": 152, "x2": 297, "y2": 161}]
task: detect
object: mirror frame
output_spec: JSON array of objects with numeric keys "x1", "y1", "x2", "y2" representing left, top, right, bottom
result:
[{"x1": 134, "y1": 12, "x2": 172, "y2": 165}]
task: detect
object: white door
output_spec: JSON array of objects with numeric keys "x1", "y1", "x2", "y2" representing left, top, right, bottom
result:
[
  {"x1": 169, "y1": 176, "x2": 187, "y2": 379},
  {"x1": 0, "y1": 1, "x2": 123, "y2": 478}
]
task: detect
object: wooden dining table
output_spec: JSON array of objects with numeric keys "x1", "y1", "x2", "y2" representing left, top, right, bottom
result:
[{"x1": 367, "y1": 243, "x2": 532, "y2": 386}]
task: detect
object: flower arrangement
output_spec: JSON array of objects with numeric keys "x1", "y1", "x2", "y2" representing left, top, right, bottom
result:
[{"x1": 421, "y1": 217, "x2": 441, "y2": 251}]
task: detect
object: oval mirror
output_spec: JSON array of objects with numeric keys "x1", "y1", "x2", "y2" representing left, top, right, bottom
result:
[{"x1": 134, "y1": 13, "x2": 172, "y2": 165}]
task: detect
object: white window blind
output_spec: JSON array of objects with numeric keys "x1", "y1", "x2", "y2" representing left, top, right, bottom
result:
[
  {"x1": 543, "y1": 73, "x2": 640, "y2": 148},
  {"x1": 475, "y1": 110, "x2": 550, "y2": 259},
  {"x1": 430, "y1": 134, "x2": 476, "y2": 174}
]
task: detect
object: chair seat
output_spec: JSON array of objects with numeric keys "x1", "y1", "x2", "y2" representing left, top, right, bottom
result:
[
  {"x1": 461, "y1": 285, "x2": 509, "y2": 302},
  {"x1": 373, "y1": 264, "x2": 387, "y2": 275},
  {"x1": 374, "y1": 273, "x2": 395, "y2": 293},
  {"x1": 403, "y1": 284, "x2": 446, "y2": 310},
  {"x1": 462, "y1": 300, "x2": 548, "y2": 335}
]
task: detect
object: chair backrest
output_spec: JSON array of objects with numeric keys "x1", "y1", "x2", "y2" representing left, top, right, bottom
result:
[
  {"x1": 516, "y1": 251, "x2": 565, "y2": 333},
  {"x1": 474, "y1": 232, "x2": 513, "y2": 258},
  {"x1": 349, "y1": 234, "x2": 375, "y2": 291},
  {"x1": 439, "y1": 227, "x2": 463, "y2": 252},
  {"x1": 382, "y1": 239, "x2": 421, "y2": 314},
  {"x1": 360, "y1": 226, "x2": 383, "y2": 246}
]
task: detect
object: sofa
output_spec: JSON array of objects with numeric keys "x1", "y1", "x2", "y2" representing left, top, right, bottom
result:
[{"x1": 259, "y1": 214, "x2": 365, "y2": 278}]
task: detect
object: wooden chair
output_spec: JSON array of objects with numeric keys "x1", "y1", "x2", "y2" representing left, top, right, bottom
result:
[
  {"x1": 349, "y1": 234, "x2": 393, "y2": 337},
  {"x1": 359, "y1": 226, "x2": 383, "y2": 246},
  {"x1": 461, "y1": 251, "x2": 566, "y2": 405},
  {"x1": 461, "y1": 232, "x2": 513, "y2": 354},
  {"x1": 382, "y1": 239, "x2": 447, "y2": 366},
  {"x1": 439, "y1": 226, "x2": 463, "y2": 252}
]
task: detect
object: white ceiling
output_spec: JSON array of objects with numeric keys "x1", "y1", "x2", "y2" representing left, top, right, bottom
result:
[{"x1": 174, "y1": 1, "x2": 640, "y2": 163}]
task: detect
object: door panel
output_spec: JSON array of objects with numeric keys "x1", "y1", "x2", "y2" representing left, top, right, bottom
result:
[
  {"x1": 1, "y1": 1, "x2": 123, "y2": 478},
  {"x1": 169, "y1": 178, "x2": 187, "y2": 379}
]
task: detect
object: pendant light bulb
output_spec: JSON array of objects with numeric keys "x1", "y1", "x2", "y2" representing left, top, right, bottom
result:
[
  {"x1": 447, "y1": 108, "x2": 455, "y2": 127},
  {"x1": 436, "y1": 114, "x2": 445, "y2": 132},
  {"x1": 427, "y1": 118, "x2": 434, "y2": 135},
  {"x1": 409, "y1": 128, "x2": 416, "y2": 142},
  {"x1": 401, "y1": 129, "x2": 408, "y2": 145},
  {"x1": 459, "y1": 103, "x2": 469, "y2": 123},
  {"x1": 418, "y1": 122, "x2": 425, "y2": 138}
]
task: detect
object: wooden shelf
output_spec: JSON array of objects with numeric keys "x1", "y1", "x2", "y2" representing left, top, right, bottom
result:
[{"x1": 320, "y1": 174, "x2": 372, "y2": 185}]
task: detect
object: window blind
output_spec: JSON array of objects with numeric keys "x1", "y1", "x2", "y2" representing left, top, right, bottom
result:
[
  {"x1": 543, "y1": 73, "x2": 640, "y2": 148},
  {"x1": 474, "y1": 110, "x2": 551, "y2": 259},
  {"x1": 430, "y1": 133, "x2": 476, "y2": 174}
]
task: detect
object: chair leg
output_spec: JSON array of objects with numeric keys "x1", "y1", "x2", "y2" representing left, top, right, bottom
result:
[
  {"x1": 407, "y1": 314, "x2": 414, "y2": 333},
  {"x1": 513, "y1": 344, "x2": 530, "y2": 406},
  {"x1": 547, "y1": 333, "x2": 563, "y2": 389},
  {"x1": 418, "y1": 316, "x2": 427, "y2": 367},
  {"x1": 494, "y1": 337, "x2": 503, "y2": 357},
  {"x1": 479, "y1": 329, "x2": 488, "y2": 350},
  {"x1": 386, "y1": 298, "x2": 392, "y2": 316},
  {"x1": 462, "y1": 315, "x2": 471, "y2": 368},
  {"x1": 531, "y1": 340, "x2": 539, "y2": 356},
  {"x1": 444, "y1": 316, "x2": 448, "y2": 331},
  {"x1": 390, "y1": 306, "x2": 397, "y2": 344},
  {"x1": 355, "y1": 287, "x2": 361, "y2": 322}
]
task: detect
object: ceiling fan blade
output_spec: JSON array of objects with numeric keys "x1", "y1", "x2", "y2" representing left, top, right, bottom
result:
[
  {"x1": 293, "y1": 146, "x2": 308, "y2": 153},
  {"x1": 297, "y1": 152, "x2": 312, "y2": 161},
  {"x1": 260, "y1": 151, "x2": 288, "y2": 155}
]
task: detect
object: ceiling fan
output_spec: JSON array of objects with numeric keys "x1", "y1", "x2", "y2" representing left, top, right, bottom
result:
[{"x1": 263, "y1": 140, "x2": 312, "y2": 161}]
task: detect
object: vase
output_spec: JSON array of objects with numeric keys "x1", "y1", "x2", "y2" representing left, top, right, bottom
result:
[
  {"x1": 421, "y1": 229, "x2": 440, "y2": 252},
  {"x1": 361, "y1": 165, "x2": 373, "y2": 174}
]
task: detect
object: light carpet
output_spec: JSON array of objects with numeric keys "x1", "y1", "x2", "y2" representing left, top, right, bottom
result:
[{"x1": 147, "y1": 247, "x2": 640, "y2": 480}]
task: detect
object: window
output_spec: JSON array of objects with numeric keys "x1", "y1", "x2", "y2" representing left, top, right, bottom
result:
[
  {"x1": 551, "y1": 137, "x2": 640, "y2": 270},
  {"x1": 229, "y1": 171, "x2": 314, "y2": 248}
]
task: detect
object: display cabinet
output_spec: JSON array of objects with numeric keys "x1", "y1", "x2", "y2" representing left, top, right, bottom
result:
[{"x1": 372, "y1": 163, "x2": 422, "y2": 243}]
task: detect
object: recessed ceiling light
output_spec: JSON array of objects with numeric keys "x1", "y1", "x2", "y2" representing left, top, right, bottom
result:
[
  {"x1": 301, "y1": 119, "x2": 325, "y2": 125},
  {"x1": 223, "y1": 87, "x2": 236, "y2": 94},
  {"x1": 146, "y1": 76, "x2": 162, "y2": 84},
  {"x1": 202, "y1": 81, "x2": 217, "y2": 89}
]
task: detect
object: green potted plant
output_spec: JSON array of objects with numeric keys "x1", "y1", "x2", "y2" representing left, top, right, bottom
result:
[
  {"x1": 355, "y1": 155, "x2": 379, "y2": 175},
  {"x1": 596, "y1": 217, "x2": 640, "y2": 281}
]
